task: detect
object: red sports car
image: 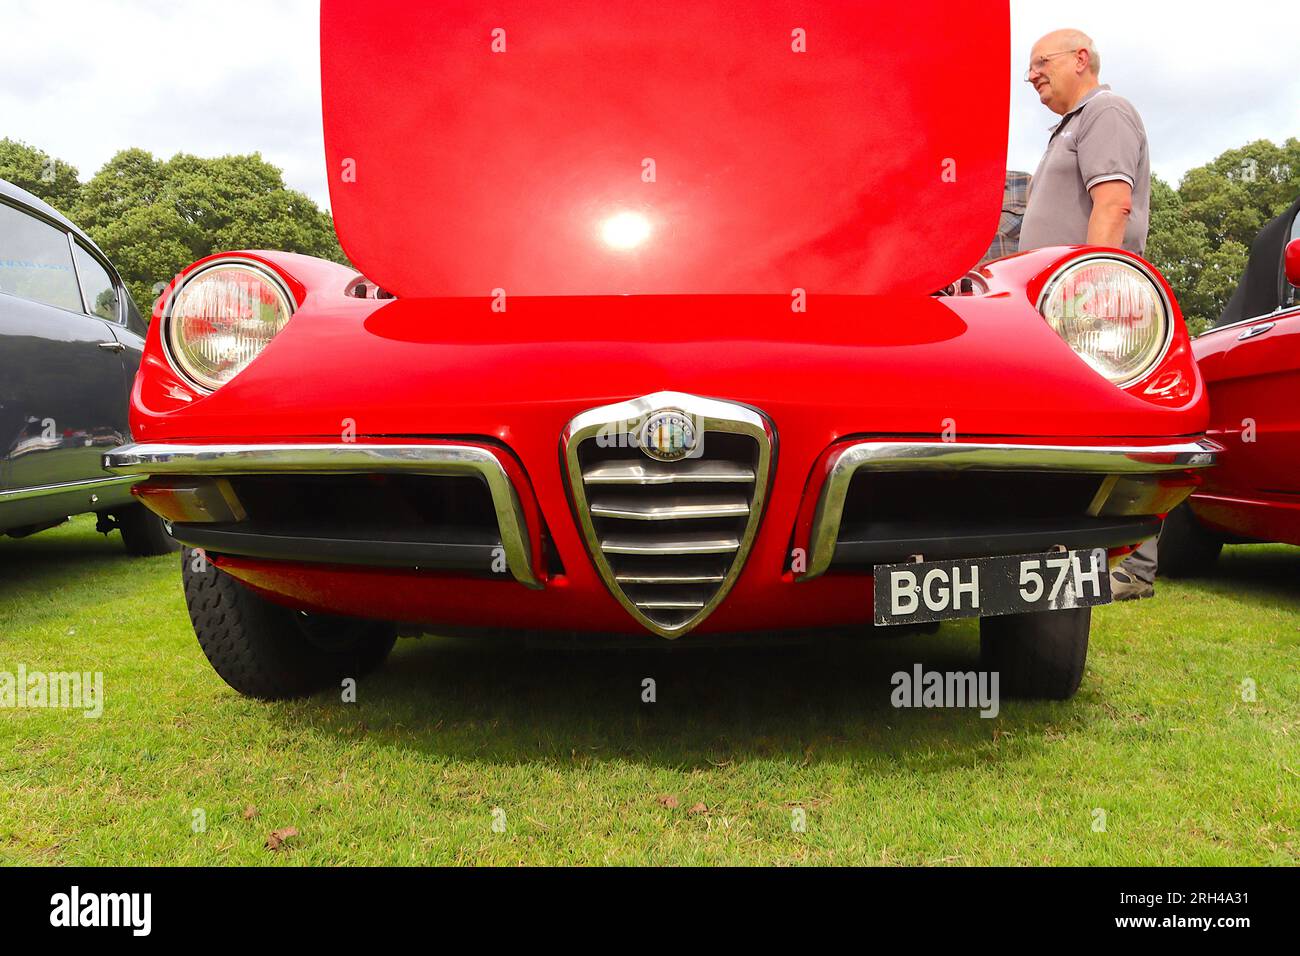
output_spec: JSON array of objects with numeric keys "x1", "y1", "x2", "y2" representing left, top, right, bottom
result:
[
  {"x1": 105, "y1": 0, "x2": 1217, "y2": 700},
  {"x1": 1160, "y1": 196, "x2": 1300, "y2": 573}
]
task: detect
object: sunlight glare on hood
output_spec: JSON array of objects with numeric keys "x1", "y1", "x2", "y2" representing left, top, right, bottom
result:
[{"x1": 600, "y1": 211, "x2": 652, "y2": 250}]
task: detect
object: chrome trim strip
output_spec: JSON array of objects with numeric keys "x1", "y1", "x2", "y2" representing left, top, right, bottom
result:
[
  {"x1": 563, "y1": 391, "x2": 774, "y2": 639},
  {"x1": 635, "y1": 597, "x2": 708, "y2": 610},
  {"x1": 588, "y1": 494, "x2": 750, "y2": 521},
  {"x1": 583, "y1": 460, "x2": 756, "y2": 485},
  {"x1": 600, "y1": 533, "x2": 742, "y2": 555},
  {"x1": 67, "y1": 232, "x2": 126, "y2": 325},
  {"x1": 1196, "y1": 305, "x2": 1300, "y2": 338},
  {"x1": 615, "y1": 571, "x2": 726, "y2": 585},
  {"x1": 103, "y1": 442, "x2": 542, "y2": 588},
  {"x1": 799, "y1": 438, "x2": 1222, "y2": 581},
  {"x1": 67, "y1": 230, "x2": 92, "y2": 316},
  {"x1": 0, "y1": 474, "x2": 135, "y2": 503}
]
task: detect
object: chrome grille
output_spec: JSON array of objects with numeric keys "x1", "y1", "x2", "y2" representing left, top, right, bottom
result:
[{"x1": 563, "y1": 392, "x2": 773, "y2": 638}]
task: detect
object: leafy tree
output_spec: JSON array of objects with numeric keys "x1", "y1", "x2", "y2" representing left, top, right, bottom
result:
[
  {"x1": 1180, "y1": 139, "x2": 1300, "y2": 247},
  {"x1": 73, "y1": 148, "x2": 169, "y2": 232},
  {"x1": 1193, "y1": 239, "x2": 1250, "y2": 323},
  {"x1": 83, "y1": 202, "x2": 202, "y2": 314},
  {"x1": 1146, "y1": 138, "x2": 1299, "y2": 334},
  {"x1": 73, "y1": 150, "x2": 347, "y2": 311},
  {"x1": 1146, "y1": 176, "x2": 1209, "y2": 326},
  {"x1": 0, "y1": 138, "x2": 83, "y2": 216}
]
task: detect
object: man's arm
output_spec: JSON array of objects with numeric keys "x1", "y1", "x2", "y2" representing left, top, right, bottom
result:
[{"x1": 1086, "y1": 179, "x2": 1133, "y2": 247}]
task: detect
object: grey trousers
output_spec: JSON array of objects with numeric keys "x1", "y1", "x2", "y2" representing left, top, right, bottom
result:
[{"x1": 1122, "y1": 536, "x2": 1158, "y2": 584}]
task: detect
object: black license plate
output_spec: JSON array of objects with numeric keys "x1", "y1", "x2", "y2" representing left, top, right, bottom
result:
[{"x1": 873, "y1": 548, "x2": 1111, "y2": 626}]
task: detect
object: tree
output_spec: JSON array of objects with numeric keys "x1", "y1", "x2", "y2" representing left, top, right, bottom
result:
[
  {"x1": 0, "y1": 138, "x2": 83, "y2": 216},
  {"x1": 1146, "y1": 176, "x2": 1209, "y2": 329},
  {"x1": 1145, "y1": 138, "x2": 1299, "y2": 334},
  {"x1": 73, "y1": 150, "x2": 348, "y2": 311}
]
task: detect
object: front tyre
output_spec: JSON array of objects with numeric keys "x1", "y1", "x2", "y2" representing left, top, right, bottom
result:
[
  {"x1": 979, "y1": 607, "x2": 1090, "y2": 700},
  {"x1": 1157, "y1": 503, "x2": 1223, "y2": 578},
  {"x1": 181, "y1": 548, "x2": 396, "y2": 700}
]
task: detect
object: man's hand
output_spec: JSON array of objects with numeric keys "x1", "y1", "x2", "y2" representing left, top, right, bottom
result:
[{"x1": 1086, "y1": 179, "x2": 1133, "y2": 247}]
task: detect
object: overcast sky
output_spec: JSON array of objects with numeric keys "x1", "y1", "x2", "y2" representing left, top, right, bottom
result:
[{"x1": 2, "y1": 0, "x2": 1297, "y2": 212}]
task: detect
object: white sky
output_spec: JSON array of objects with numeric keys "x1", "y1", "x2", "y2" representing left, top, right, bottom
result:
[
  {"x1": 1007, "y1": 2, "x2": 1300, "y2": 181},
  {"x1": 2, "y1": 0, "x2": 1297, "y2": 211}
]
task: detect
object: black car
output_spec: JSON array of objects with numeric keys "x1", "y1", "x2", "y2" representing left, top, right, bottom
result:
[{"x1": 0, "y1": 178, "x2": 171, "y2": 554}]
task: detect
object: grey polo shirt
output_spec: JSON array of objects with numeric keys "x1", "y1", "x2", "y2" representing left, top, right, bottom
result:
[{"x1": 1019, "y1": 85, "x2": 1151, "y2": 254}]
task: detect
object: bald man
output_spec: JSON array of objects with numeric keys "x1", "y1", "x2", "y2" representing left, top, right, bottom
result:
[
  {"x1": 1019, "y1": 29, "x2": 1150, "y2": 254},
  {"x1": 1020, "y1": 29, "x2": 1157, "y2": 600}
]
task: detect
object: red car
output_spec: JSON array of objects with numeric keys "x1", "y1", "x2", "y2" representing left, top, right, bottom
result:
[
  {"x1": 1161, "y1": 197, "x2": 1300, "y2": 573},
  {"x1": 105, "y1": 0, "x2": 1217, "y2": 701}
]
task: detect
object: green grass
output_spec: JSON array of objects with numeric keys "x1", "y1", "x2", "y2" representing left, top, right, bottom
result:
[{"x1": 0, "y1": 515, "x2": 1296, "y2": 865}]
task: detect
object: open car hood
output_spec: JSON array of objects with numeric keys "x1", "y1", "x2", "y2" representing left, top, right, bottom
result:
[{"x1": 321, "y1": 0, "x2": 1009, "y2": 297}]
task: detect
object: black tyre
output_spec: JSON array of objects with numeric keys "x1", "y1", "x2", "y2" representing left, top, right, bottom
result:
[
  {"x1": 115, "y1": 503, "x2": 178, "y2": 556},
  {"x1": 181, "y1": 547, "x2": 396, "y2": 699},
  {"x1": 1156, "y1": 503, "x2": 1223, "y2": 579},
  {"x1": 979, "y1": 606, "x2": 1090, "y2": 700}
]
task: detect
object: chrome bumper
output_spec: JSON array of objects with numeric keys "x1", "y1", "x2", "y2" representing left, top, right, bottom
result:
[
  {"x1": 103, "y1": 442, "x2": 542, "y2": 588},
  {"x1": 799, "y1": 439, "x2": 1222, "y2": 580}
]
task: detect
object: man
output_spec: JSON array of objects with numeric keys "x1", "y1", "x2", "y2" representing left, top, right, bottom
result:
[
  {"x1": 1018, "y1": 28, "x2": 1156, "y2": 600},
  {"x1": 1020, "y1": 29, "x2": 1149, "y2": 253}
]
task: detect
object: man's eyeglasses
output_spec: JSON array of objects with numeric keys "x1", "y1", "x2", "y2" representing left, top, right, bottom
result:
[{"x1": 1023, "y1": 49, "x2": 1080, "y2": 82}]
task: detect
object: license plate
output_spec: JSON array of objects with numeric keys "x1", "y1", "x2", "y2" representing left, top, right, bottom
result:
[{"x1": 873, "y1": 548, "x2": 1111, "y2": 626}]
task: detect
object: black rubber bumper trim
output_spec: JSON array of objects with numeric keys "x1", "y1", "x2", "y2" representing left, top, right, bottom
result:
[
  {"x1": 831, "y1": 517, "x2": 1161, "y2": 566},
  {"x1": 171, "y1": 523, "x2": 504, "y2": 572}
]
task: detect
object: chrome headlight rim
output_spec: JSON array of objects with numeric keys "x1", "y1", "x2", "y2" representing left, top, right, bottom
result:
[
  {"x1": 162, "y1": 258, "x2": 296, "y2": 394},
  {"x1": 1034, "y1": 253, "x2": 1173, "y2": 389}
]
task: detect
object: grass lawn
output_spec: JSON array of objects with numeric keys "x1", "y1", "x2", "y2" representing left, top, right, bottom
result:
[{"x1": 1, "y1": 515, "x2": 1296, "y2": 866}]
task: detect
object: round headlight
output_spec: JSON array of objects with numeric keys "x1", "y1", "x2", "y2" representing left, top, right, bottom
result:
[
  {"x1": 1038, "y1": 257, "x2": 1170, "y2": 386},
  {"x1": 165, "y1": 262, "x2": 295, "y2": 392}
]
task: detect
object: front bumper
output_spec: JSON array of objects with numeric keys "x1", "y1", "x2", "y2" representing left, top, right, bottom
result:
[
  {"x1": 105, "y1": 435, "x2": 1221, "y2": 635},
  {"x1": 104, "y1": 441, "x2": 544, "y2": 589},
  {"x1": 799, "y1": 438, "x2": 1221, "y2": 579}
]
